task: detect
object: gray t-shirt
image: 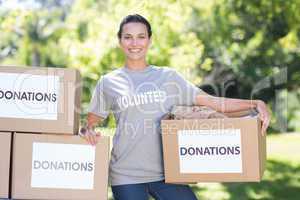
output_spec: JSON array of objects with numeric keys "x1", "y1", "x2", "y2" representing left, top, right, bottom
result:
[{"x1": 88, "y1": 65, "x2": 205, "y2": 186}]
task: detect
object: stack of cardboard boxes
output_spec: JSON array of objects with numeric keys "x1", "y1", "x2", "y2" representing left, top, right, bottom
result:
[{"x1": 0, "y1": 66, "x2": 110, "y2": 200}]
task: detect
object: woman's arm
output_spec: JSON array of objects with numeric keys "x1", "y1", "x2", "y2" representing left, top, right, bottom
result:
[
  {"x1": 87, "y1": 112, "x2": 103, "y2": 129},
  {"x1": 81, "y1": 112, "x2": 104, "y2": 145},
  {"x1": 195, "y1": 94, "x2": 270, "y2": 134}
]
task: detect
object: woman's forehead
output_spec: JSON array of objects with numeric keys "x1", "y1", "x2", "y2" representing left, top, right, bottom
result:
[{"x1": 122, "y1": 22, "x2": 148, "y2": 35}]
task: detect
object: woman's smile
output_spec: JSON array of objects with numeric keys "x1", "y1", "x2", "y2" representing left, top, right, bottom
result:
[{"x1": 128, "y1": 48, "x2": 143, "y2": 53}]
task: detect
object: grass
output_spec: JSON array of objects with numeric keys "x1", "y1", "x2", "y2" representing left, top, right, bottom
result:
[{"x1": 102, "y1": 131, "x2": 300, "y2": 200}]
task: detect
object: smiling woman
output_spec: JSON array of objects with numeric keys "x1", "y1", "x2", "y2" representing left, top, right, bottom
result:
[
  {"x1": 82, "y1": 14, "x2": 270, "y2": 200},
  {"x1": 117, "y1": 15, "x2": 152, "y2": 70}
]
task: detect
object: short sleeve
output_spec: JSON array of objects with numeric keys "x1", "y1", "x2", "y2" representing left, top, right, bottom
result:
[
  {"x1": 88, "y1": 76, "x2": 111, "y2": 119},
  {"x1": 169, "y1": 70, "x2": 206, "y2": 106}
]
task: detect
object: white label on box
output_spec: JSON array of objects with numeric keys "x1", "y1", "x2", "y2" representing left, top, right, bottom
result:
[
  {"x1": 0, "y1": 72, "x2": 59, "y2": 120},
  {"x1": 178, "y1": 129, "x2": 242, "y2": 173},
  {"x1": 31, "y1": 142, "x2": 96, "y2": 190}
]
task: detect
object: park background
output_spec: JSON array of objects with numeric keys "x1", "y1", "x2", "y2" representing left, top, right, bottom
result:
[{"x1": 0, "y1": 0, "x2": 299, "y2": 199}]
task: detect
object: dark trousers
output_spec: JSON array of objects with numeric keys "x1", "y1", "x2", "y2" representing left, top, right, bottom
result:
[{"x1": 112, "y1": 180, "x2": 198, "y2": 200}]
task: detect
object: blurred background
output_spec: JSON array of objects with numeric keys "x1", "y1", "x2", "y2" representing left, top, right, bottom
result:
[{"x1": 0, "y1": 0, "x2": 299, "y2": 199}]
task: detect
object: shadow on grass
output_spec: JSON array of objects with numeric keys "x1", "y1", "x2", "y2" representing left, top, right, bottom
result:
[{"x1": 191, "y1": 159, "x2": 300, "y2": 200}]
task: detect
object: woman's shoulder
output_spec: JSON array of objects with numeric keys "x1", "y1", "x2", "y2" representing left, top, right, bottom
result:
[
  {"x1": 101, "y1": 67, "x2": 124, "y2": 79},
  {"x1": 151, "y1": 65, "x2": 177, "y2": 74},
  {"x1": 95, "y1": 68, "x2": 123, "y2": 87}
]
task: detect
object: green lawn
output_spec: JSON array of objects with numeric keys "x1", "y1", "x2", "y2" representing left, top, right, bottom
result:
[{"x1": 103, "y1": 132, "x2": 300, "y2": 200}]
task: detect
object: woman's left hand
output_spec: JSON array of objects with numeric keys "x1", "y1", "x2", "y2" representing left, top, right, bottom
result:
[{"x1": 256, "y1": 100, "x2": 271, "y2": 135}]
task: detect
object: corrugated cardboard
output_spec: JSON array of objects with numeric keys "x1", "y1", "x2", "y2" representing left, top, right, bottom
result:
[
  {"x1": 0, "y1": 66, "x2": 81, "y2": 134},
  {"x1": 161, "y1": 117, "x2": 266, "y2": 183},
  {"x1": 12, "y1": 133, "x2": 110, "y2": 200},
  {"x1": 0, "y1": 132, "x2": 12, "y2": 198}
]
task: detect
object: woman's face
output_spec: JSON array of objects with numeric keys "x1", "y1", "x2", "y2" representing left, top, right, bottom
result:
[{"x1": 119, "y1": 22, "x2": 151, "y2": 61}]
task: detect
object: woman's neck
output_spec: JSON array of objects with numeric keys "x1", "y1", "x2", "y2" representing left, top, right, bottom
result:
[{"x1": 125, "y1": 59, "x2": 148, "y2": 71}]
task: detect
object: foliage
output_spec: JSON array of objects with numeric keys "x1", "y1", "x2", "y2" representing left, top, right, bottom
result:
[
  {"x1": 0, "y1": 0, "x2": 299, "y2": 131},
  {"x1": 189, "y1": 0, "x2": 300, "y2": 132}
]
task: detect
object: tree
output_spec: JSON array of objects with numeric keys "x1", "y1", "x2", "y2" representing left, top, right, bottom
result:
[
  {"x1": 0, "y1": 0, "x2": 72, "y2": 67},
  {"x1": 188, "y1": 0, "x2": 300, "y2": 132}
]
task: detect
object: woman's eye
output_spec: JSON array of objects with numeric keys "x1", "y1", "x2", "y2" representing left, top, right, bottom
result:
[{"x1": 124, "y1": 36, "x2": 131, "y2": 39}]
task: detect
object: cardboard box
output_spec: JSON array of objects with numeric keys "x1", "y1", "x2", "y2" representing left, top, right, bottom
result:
[
  {"x1": 12, "y1": 133, "x2": 110, "y2": 200},
  {"x1": 0, "y1": 66, "x2": 81, "y2": 134},
  {"x1": 0, "y1": 132, "x2": 12, "y2": 198},
  {"x1": 161, "y1": 117, "x2": 266, "y2": 183}
]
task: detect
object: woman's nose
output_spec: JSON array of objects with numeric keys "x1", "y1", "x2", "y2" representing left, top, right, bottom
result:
[{"x1": 131, "y1": 38, "x2": 138, "y2": 46}]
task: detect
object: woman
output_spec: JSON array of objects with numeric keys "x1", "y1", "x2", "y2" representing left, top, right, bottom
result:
[{"x1": 83, "y1": 14, "x2": 270, "y2": 200}]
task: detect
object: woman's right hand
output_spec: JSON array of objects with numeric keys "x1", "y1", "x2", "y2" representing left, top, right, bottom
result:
[{"x1": 80, "y1": 126, "x2": 101, "y2": 146}]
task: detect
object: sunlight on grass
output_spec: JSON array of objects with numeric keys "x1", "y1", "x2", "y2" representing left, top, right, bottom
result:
[
  {"x1": 193, "y1": 183, "x2": 230, "y2": 200},
  {"x1": 267, "y1": 133, "x2": 300, "y2": 164}
]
